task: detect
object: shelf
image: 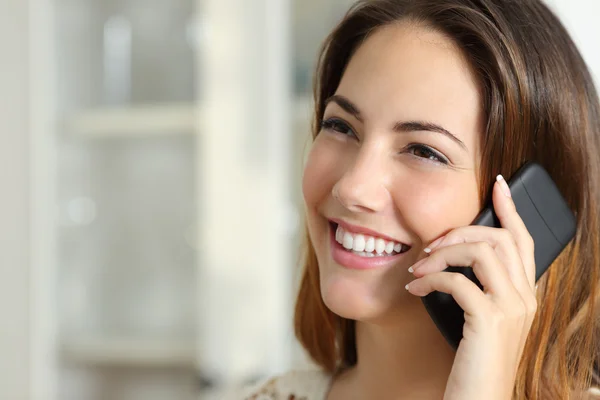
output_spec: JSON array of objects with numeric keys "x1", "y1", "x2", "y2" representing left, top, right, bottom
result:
[
  {"x1": 62, "y1": 97, "x2": 313, "y2": 137},
  {"x1": 62, "y1": 103, "x2": 197, "y2": 137},
  {"x1": 60, "y1": 336, "x2": 196, "y2": 368}
]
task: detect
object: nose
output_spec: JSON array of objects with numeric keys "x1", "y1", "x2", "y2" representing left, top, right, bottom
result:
[{"x1": 332, "y1": 151, "x2": 390, "y2": 213}]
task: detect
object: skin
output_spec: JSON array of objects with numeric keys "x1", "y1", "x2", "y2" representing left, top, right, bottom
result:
[{"x1": 302, "y1": 22, "x2": 537, "y2": 399}]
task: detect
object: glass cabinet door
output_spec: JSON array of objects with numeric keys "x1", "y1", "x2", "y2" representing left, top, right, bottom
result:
[
  {"x1": 50, "y1": 0, "x2": 357, "y2": 398},
  {"x1": 55, "y1": 0, "x2": 198, "y2": 399}
]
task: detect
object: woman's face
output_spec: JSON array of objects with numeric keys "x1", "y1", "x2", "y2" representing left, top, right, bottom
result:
[{"x1": 302, "y1": 23, "x2": 484, "y2": 322}]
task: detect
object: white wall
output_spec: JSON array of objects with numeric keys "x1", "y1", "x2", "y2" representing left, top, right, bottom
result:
[
  {"x1": 0, "y1": 0, "x2": 31, "y2": 398},
  {"x1": 197, "y1": 0, "x2": 294, "y2": 385},
  {"x1": 546, "y1": 0, "x2": 600, "y2": 87}
]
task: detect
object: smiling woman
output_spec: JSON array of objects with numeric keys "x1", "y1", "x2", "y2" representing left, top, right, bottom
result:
[{"x1": 238, "y1": 0, "x2": 600, "y2": 399}]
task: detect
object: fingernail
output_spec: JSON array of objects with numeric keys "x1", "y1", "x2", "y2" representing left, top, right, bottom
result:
[
  {"x1": 405, "y1": 283, "x2": 410, "y2": 291},
  {"x1": 496, "y1": 174, "x2": 511, "y2": 197},
  {"x1": 426, "y1": 236, "x2": 444, "y2": 251},
  {"x1": 409, "y1": 258, "x2": 427, "y2": 274}
]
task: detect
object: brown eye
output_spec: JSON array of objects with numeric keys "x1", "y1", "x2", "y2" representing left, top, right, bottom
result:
[
  {"x1": 406, "y1": 144, "x2": 448, "y2": 164},
  {"x1": 321, "y1": 118, "x2": 357, "y2": 139}
]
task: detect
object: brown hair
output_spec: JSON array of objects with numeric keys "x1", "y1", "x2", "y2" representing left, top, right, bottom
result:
[{"x1": 294, "y1": 0, "x2": 600, "y2": 398}]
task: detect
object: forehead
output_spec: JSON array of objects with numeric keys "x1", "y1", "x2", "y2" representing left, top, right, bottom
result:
[{"x1": 336, "y1": 22, "x2": 483, "y2": 151}]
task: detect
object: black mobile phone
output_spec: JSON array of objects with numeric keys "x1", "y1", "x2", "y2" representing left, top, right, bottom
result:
[{"x1": 421, "y1": 162, "x2": 577, "y2": 350}]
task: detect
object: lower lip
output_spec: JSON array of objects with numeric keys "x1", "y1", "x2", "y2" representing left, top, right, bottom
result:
[{"x1": 329, "y1": 224, "x2": 409, "y2": 270}]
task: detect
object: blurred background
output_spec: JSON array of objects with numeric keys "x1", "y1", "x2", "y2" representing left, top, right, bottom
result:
[{"x1": 0, "y1": 0, "x2": 598, "y2": 399}]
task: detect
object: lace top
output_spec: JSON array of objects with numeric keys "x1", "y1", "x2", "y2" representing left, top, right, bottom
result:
[
  {"x1": 230, "y1": 369, "x2": 332, "y2": 400},
  {"x1": 227, "y1": 369, "x2": 600, "y2": 399}
]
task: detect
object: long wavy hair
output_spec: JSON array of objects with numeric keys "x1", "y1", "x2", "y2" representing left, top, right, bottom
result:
[{"x1": 293, "y1": 0, "x2": 600, "y2": 398}]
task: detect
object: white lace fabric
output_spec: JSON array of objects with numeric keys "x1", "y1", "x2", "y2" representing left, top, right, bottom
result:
[
  {"x1": 226, "y1": 369, "x2": 332, "y2": 400},
  {"x1": 225, "y1": 369, "x2": 600, "y2": 399}
]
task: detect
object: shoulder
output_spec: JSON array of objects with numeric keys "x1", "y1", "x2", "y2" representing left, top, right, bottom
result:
[{"x1": 226, "y1": 368, "x2": 332, "y2": 400}]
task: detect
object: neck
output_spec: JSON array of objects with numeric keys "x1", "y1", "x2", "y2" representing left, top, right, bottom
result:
[{"x1": 335, "y1": 296, "x2": 456, "y2": 399}]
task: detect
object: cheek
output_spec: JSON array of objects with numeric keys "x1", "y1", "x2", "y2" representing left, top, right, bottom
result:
[
  {"x1": 395, "y1": 171, "x2": 480, "y2": 240},
  {"x1": 302, "y1": 137, "x2": 342, "y2": 208}
]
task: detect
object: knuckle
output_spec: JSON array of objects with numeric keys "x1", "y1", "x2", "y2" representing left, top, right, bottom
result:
[
  {"x1": 510, "y1": 296, "x2": 537, "y2": 318},
  {"x1": 525, "y1": 297, "x2": 538, "y2": 314},
  {"x1": 500, "y1": 228, "x2": 516, "y2": 246},
  {"x1": 525, "y1": 232, "x2": 535, "y2": 248},
  {"x1": 474, "y1": 241, "x2": 493, "y2": 256},
  {"x1": 443, "y1": 229, "x2": 463, "y2": 246},
  {"x1": 517, "y1": 301, "x2": 528, "y2": 316},
  {"x1": 449, "y1": 272, "x2": 469, "y2": 286},
  {"x1": 442, "y1": 229, "x2": 460, "y2": 246}
]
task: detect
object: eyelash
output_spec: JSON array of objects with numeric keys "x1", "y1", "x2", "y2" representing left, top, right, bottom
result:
[
  {"x1": 321, "y1": 118, "x2": 356, "y2": 138},
  {"x1": 320, "y1": 117, "x2": 450, "y2": 165}
]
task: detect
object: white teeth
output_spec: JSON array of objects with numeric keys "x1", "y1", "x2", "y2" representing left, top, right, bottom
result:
[
  {"x1": 365, "y1": 237, "x2": 375, "y2": 252},
  {"x1": 353, "y1": 234, "x2": 366, "y2": 252},
  {"x1": 385, "y1": 241, "x2": 395, "y2": 254},
  {"x1": 342, "y1": 232, "x2": 354, "y2": 250},
  {"x1": 334, "y1": 223, "x2": 410, "y2": 256},
  {"x1": 351, "y1": 251, "x2": 376, "y2": 258},
  {"x1": 375, "y1": 238, "x2": 386, "y2": 254}
]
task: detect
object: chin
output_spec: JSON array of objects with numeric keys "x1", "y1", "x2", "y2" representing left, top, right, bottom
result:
[{"x1": 319, "y1": 267, "x2": 404, "y2": 322}]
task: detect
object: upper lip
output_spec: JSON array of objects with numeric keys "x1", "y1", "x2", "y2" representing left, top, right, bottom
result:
[{"x1": 330, "y1": 218, "x2": 411, "y2": 245}]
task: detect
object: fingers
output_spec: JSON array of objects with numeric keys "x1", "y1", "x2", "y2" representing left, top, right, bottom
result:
[
  {"x1": 406, "y1": 271, "x2": 488, "y2": 315},
  {"x1": 424, "y1": 175, "x2": 536, "y2": 293},
  {"x1": 410, "y1": 241, "x2": 518, "y2": 299},
  {"x1": 407, "y1": 173, "x2": 539, "y2": 354},
  {"x1": 492, "y1": 175, "x2": 536, "y2": 288},
  {"x1": 419, "y1": 225, "x2": 531, "y2": 300}
]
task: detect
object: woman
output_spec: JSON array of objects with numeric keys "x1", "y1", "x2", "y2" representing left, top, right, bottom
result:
[{"x1": 241, "y1": 0, "x2": 600, "y2": 398}]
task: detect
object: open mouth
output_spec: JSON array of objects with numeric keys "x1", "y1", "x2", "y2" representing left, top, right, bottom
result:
[{"x1": 330, "y1": 222, "x2": 411, "y2": 258}]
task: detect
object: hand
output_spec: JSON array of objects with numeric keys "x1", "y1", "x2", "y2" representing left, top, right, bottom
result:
[{"x1": 405, "y1": 175, "x2": 538, "y2": 400}]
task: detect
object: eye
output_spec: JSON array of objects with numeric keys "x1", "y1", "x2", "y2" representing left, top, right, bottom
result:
[
  {"x1": 406, "y1": 144, "x2": 449, "y2": 164},
  {"x1": 321, "y1": 118, "x2": 357, "y2": 139}
]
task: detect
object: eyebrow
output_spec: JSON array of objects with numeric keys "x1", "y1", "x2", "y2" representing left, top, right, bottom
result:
[{"x1": 324, "y1": 94, "x2": 468, "y2": 151}]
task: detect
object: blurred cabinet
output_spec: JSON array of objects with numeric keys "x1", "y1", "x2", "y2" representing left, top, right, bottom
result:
[
  {"x1": 55, "y1": 2, "x2": 200, "y2": 399},
  {"x1": 47, "y1": 0, "x2": 355, "y2": 399}
]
